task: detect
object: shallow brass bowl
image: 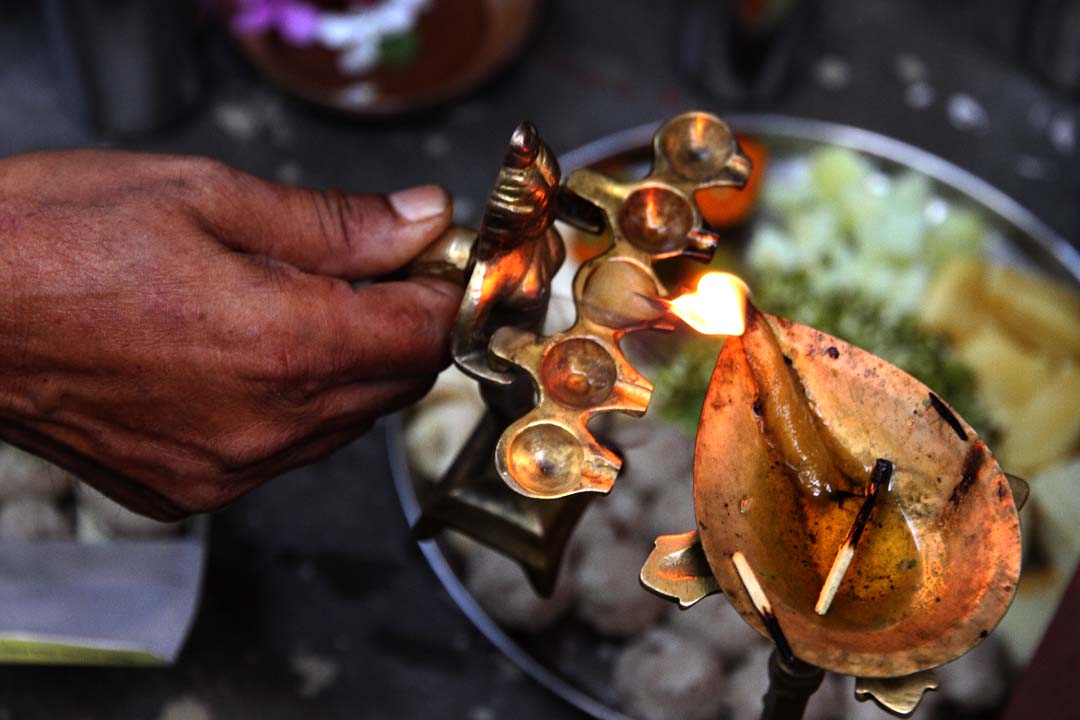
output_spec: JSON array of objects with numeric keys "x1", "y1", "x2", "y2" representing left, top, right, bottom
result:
[{"x1": 695, "y1": 312, "x2": 1023, "y2": 678}]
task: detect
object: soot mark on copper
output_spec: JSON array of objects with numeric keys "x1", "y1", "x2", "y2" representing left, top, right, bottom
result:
[
  {"x1": 929, "y1": 392, "x2": 968, "y2": 441},
  {"x1": 949, "y1": 442, "x2": 986, "y2": 507}
]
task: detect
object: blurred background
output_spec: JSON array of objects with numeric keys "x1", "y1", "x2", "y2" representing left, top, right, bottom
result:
[{"x1": 0, "y1": 0, "x2": 1078, "y2": 718}]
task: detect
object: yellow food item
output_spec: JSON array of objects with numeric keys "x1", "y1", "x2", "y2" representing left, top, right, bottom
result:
[
  {"x1": 919, "y1": 257, "x2": 985, "y2": 343},
  {"x1": 921, "y1": 258, "x2": 1080, "y2": 475},
  {"x1": 956, "y1": 324, "x2": 1054, "y2": 427},
  {"x1": 999, "y1": 361, "x2": 1080, "y2": 476},
  {"x1": 982, "y1": 264, "x2": 1080, "y2": 360}
]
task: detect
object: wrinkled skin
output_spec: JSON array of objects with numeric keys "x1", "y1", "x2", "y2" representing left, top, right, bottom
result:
[{"x1": 0, "y1": 150, "x2": 461, "y2": 520}]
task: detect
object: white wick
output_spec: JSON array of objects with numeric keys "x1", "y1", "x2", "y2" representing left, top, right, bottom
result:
[
  {"x1": 815, "y1": 544, "x2": 856, "y2": 615},
  {"x1": 732, "y1": 551, "x2": 773, "y2": 617}
]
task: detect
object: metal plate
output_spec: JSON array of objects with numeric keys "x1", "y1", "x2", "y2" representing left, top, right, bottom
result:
[{"x1": 390, "y1": 114, "x2": 1080, "y2": 719}]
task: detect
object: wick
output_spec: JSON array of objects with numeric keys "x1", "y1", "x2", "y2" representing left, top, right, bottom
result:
[
  {"x1": 732, "y1": 551, "x2": 797, "y2": 665},
  {"x1": 814, "y1": 458, "x2": 894, "y2": 616},
  {"x1": 632, "y1": 291, "x2": 672, "y2": 311}
]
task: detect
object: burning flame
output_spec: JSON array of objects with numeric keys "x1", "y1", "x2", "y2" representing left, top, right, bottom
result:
[{"x1": 667, "y1": 272, "x2": 750, "y2": 336}]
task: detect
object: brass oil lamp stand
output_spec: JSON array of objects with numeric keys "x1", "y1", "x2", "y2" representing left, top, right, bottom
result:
[
  {"x1": 409, "y1": 112, "x2": 1028, "y2": 719},
  {"x1": 413, "y1": 112, "x2": 748, "y2": 594}
]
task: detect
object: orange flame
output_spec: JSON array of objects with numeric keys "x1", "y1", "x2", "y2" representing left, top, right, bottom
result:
[{"x1": 667, "y1": 272, "x2": 750, "y2": 336}]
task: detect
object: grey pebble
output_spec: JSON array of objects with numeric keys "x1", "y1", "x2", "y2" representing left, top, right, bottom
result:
[
  {"x1": 946, "y1": 94, "x2": 990, "y2": 134},
  {"x1": 0, "y1": 497, "x2": 71, "y2": 540},
  {"x1": 904, "y1": 81, "x2": 935, "y2": 110},
  {"x1": 814, "y1": 56, "x2": 852, "y2": 91},
  {"x1": 614, "y1": 627, "x2": 725, "y2": 720}
]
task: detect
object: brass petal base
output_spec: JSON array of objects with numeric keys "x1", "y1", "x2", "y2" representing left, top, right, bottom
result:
[
  {"x1": 639, "y1": 530, "x2": 722, "y2": 608},
  {"x1": 855, "y1": 670, "x2": 939, "y2": 717},
  {"x1": 1005, "y1": 473, "x2": 1030, "y2": 510}
]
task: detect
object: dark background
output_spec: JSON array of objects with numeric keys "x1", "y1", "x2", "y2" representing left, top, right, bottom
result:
[{"x1": 0, "y1": 0, "x2": 1076, "y2": 717}]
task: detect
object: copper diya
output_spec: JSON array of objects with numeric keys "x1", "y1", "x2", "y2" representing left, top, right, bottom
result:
[{"x1": 641, "y1": 296, "x2": 1024, "y2": 713}]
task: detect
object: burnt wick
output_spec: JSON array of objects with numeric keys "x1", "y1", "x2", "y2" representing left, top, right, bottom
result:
[
  {"x1": 814, "y1": 458, "x2": 894, "y2": 616},
  {"x1": 732, "y1": 551, "x2": 797, "y2": 665},
  {"x1": 632, "y1": 291, "x2": 672, "y2": 313}
]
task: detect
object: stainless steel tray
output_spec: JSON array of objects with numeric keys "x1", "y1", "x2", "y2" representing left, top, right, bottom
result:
[{"x1": 390, "y1": 113, "x2": 1080, "y2": 719}]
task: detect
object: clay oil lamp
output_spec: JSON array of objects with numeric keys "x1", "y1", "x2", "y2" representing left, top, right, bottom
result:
[{"x1": 641, "y1": 272, "x2": 1026, "y2": 717}]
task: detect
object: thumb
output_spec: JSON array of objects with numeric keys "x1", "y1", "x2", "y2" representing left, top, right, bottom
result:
[{"x1": 191, "y1": 161, "x2": 453, "y2": 279}]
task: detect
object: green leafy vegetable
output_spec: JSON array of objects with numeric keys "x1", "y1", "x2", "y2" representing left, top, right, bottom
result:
[
  {"x1": 654, "y1": 146, "x2": 996, "y2": 440},
  {"x1": 752, "y1": 271, "x2": 994, "y2": 439},
  {"x1": 652, "y1": 275, "x2": 994, "y2": 441}
]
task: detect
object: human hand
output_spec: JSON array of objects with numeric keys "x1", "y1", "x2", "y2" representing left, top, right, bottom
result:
[{"x1": 0, "y1": 150, "x2": 460, "y2": 519}]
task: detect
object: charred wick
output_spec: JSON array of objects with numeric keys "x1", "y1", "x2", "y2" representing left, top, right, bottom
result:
[
  {"x1": 929, "y1": 392, "x2": 969, "y2": 442},
  {"x1": 848, "y1": 459, "x2": 893, "y2": 547},
  {"x1": 869, "y1": 458, "x2": 894, "y2": 494},
  {"x1": 761, "y1": 608, "x2": 797, "y2": 666}
]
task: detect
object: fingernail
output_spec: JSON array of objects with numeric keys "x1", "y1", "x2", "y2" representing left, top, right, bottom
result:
[{"x1": 389, "y1": 185, "x2": 448, "y2": 223}]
